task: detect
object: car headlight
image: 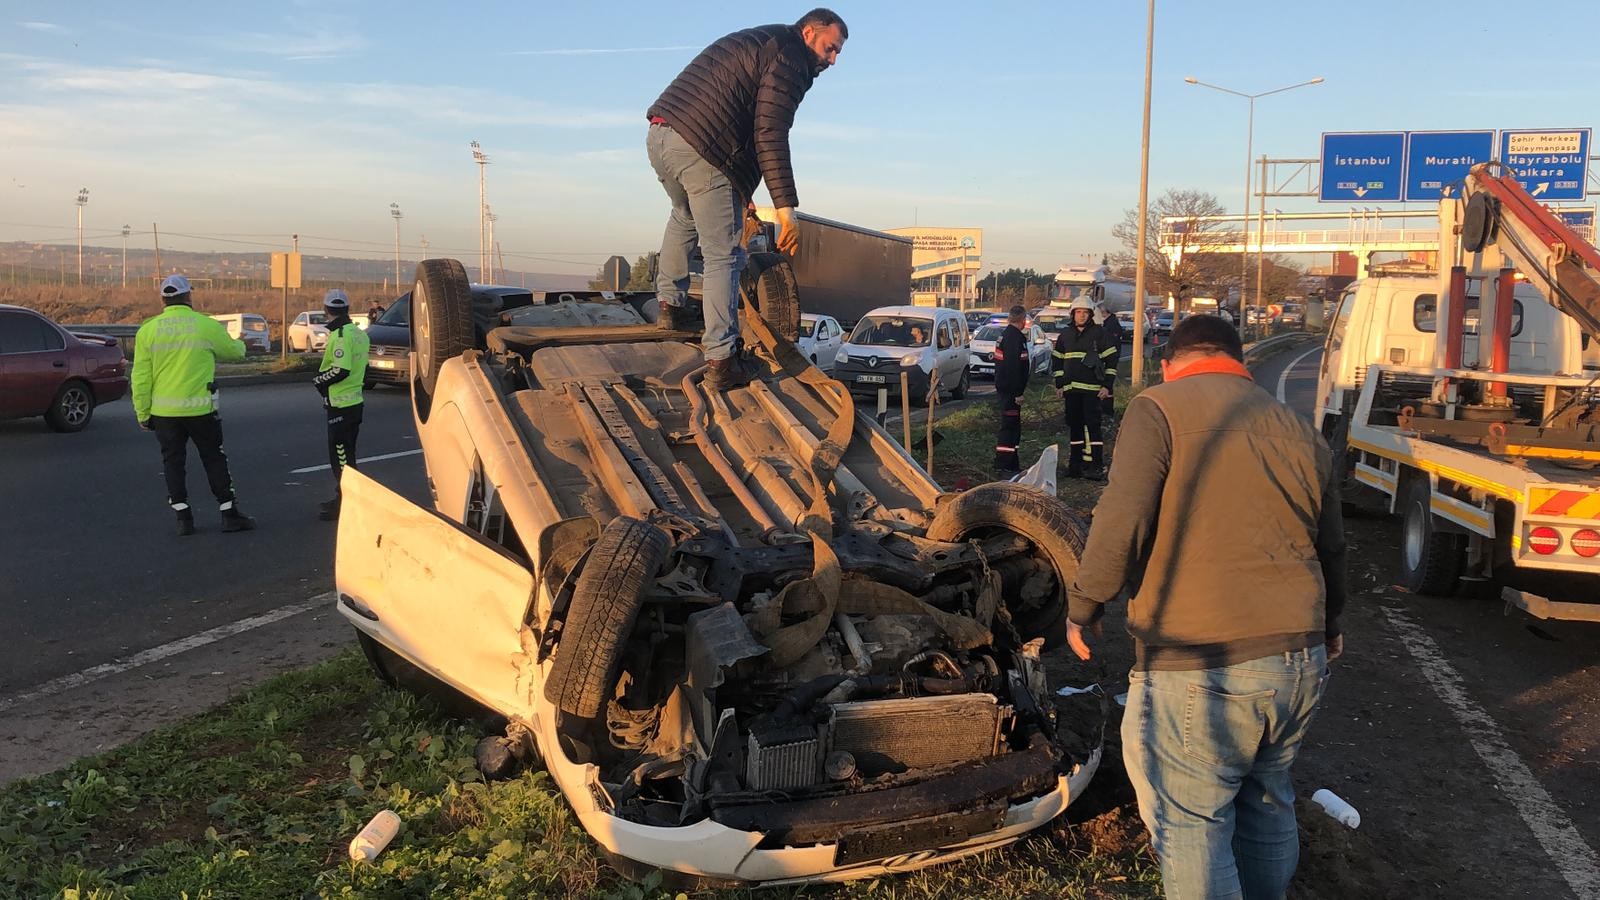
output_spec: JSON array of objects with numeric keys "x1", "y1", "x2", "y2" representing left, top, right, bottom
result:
[
  {"x1": 835, "y1": 349, "x2": 850, "y2": 365},
  {"x1": 901, "y1": 352, "x2": 923, "y2": 367}
]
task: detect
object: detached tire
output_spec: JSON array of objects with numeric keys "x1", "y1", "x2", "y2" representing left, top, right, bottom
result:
[
  {"x1": 45, "y1": 380, "x2": 94, "y2": 432},
  {"x1": 926, "y1": 482, "x2": 1089, "y2": 648},
  {"x1": 740, "y1": 252, "x2": 801, "y2": 342},
  {"x1": 1401, "y1": 478, "x2": 1463, "y2": 595},
  {"x1": 412, "y1": 258, "x2": 474, "y2": 397},
  {"x1": 544, "y1": 517, "x2": 672, "y2": 718}
]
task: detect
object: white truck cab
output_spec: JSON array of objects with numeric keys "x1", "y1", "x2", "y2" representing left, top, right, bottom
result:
[{"x1": 1314, "y1": 271, "x2": 1584, "y2": 433}]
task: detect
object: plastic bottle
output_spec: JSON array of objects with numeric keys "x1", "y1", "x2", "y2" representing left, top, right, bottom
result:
[
  {"x1": 348, "y1": 809, "x2": 401, "y2": 862},
  {"x1": 1310, "y1": 789, "x2": 1360, "y2": 828}
]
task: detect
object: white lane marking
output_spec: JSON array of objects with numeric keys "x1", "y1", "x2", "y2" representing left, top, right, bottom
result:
[
  {"x1": 290, "y1": 448, "x2": 423, "y2": 474},
  {"x1": 1380, "y1": 606, "x2": 1600, "y2": 898},
  {"x1": 0, "y1": 594, "x2": 333, "y2": 714},
  {"x1": 1276, "y1": 345, "x2": 1323, "y2": 404}
]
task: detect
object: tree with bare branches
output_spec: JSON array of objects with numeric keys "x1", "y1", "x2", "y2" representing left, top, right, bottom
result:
[{"x1": 1110, "y1": 189, "x2": 1240, "y2": 307}]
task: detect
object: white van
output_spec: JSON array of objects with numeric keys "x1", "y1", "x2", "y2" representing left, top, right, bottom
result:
[
  {"x1": 831, "y1": 305, "x2": 970, "y2": 404},
  {"x1": 210, "y1": 313, "x2": 271, "y2": 354},
  {"x1": 1314, "y1": 271, "x2": 1584, "y2": 431}
]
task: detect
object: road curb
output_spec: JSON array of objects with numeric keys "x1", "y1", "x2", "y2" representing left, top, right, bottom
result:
[{"x1": 216, "y1": 370, "x2": 319, "y2": 387}]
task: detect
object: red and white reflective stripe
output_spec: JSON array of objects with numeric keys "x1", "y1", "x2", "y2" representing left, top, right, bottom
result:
[
  {"x1": 1527, "y1": 526, "x2": 1562, "y2": 555},
  {"x1": 996, "y1": 445, "x2": 1016, "y2": 452},
  {"x1": 1571, "y1": 529, "x2": 1600, "y2": 558}
]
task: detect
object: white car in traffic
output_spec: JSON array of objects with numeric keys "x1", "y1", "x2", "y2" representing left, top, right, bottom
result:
[
  {"x1": 967, "y1": 323, "x2": 1050, "y2": 378},
  {"x1": 287, "y1": 310, "x2": 330, "y2": 352},
  {"x1": 796, "y1": 313, "x2": 843, "y2": 370}
]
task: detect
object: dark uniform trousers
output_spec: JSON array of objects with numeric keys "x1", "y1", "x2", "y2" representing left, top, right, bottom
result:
[
  {"x1": 994, "y1": 393, "x2": 1024, "y2": 472},
  {"x1": 327, "y1": 403, "x2": 364, "y2": 494},
  {"x1": 150, "y1": 413, "x2": 235, "y2": 507},
  {"x1": 1063, "y1": 390, "x2": 1105, "y2": 474}
]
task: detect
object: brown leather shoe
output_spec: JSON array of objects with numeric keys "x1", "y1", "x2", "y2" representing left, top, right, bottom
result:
[{"x1": 705, "y1": 355, "x2": 755, "y2": 391}]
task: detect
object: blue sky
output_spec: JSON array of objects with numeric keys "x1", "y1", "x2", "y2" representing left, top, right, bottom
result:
[{"x1": 4, "y1": 0, "x2": 1598, "y2": 277}]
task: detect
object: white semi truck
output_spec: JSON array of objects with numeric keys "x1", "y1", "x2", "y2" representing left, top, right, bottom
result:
[{"x1": 1050, "y1": 264, "x2": 1134, "y2": 312}]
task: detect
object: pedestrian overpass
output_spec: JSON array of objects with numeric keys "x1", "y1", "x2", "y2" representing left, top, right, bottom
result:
[{"x1": 1160, "y1": 210, "x2": 1441, "y2": 277}]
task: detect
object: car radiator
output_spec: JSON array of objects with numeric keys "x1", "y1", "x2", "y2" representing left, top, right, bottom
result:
[
  {"x1": 746, "y1": 725, "x2": 823, "y2": 792},
  {"x1": 828, "y1": 695, "x2": 1005, "y2": 775}
]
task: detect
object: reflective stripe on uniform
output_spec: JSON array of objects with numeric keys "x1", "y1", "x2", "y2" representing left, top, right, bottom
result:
[
  {"x1": 1053, "y1": 350, "x2": 1086, "y2": 360},
  {"x1": 1066, "y1": 382, "x2": 1103, "y2": 391},
  {"x1": 151, "y1": 394, "x2": 213, "y2": 409}
]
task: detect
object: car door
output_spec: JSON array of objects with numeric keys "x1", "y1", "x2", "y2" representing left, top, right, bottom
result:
[
  {"x1": 0, "y1": 310, "x2": 67, "y2": 416},
  {"x1": 335, "y1": 469, "x2": 537, "y2": 717}
]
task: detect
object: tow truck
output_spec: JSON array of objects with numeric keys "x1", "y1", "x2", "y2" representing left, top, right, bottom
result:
[{"x1": 1315, "y1": 162, "x2": 1600, "y2": 621}]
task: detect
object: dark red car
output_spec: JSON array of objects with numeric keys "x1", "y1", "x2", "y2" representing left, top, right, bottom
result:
[{"x1": 0, "y1": 305, "x2": 128, "y2": 432}]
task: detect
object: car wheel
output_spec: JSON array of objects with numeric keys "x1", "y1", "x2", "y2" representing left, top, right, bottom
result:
[
  {"x1": 1400, "y1": 477, "x2": 1463, "y2": 595},
  {"x1": 412, "y1": 258, "x2": 475, "y2": 398},
  {"x1": 739, "y1": 252, "x2": 801, "y2": 342},
  {"x1": 951, "y1": 367, "x2": 970, "y2": 399},
  {"x1": 45, "y1": 380, "x2": 94, "y2": 432},
  {"x1": 543, "y1": 516, "x2": 672, "y2": 719},
  {"x1": 926, "y1": 482, "x2": 1089, "y2": 648}
]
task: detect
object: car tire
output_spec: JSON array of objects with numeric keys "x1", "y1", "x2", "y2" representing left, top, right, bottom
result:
[
  {"x1": 543, "y1": 516, "x2": 672, "y2": 719},
  {"x1": 739, "y1": 252, "x2": 801, "y2": 342},
  {"x1": 1401, "y1": 477, "x2": 1463, "y2": 595},
  {"x1": 45, "y1": 380, "x2": 94, "y2": 432},
  {"x1": 925, "y1": 482, "x2": 1088, "y2": 648},
  {"x1": 354, "y1": 629, "x2": 398, "y2": 687},
  {"x1": 412, "y1": 258, "x2": 475, "y2": 398},
  {"x1": 950, "y1": 367, "x2": 970, "y2": 400}
]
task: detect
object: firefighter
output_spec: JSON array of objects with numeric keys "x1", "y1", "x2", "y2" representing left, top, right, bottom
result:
[
  {"x1": 131, "y1": 274, "x2": 254, "y2": 535},
  {"x1": 1052, "y1": 297, "x2": 1119, "y2": 479},
  {"x1": 311, "y1": 289, "x2": 370, "y2": 520},
  {"x1": 1095, "y1": 301, "x2": 1125, "y2": 418},
  {"x1": 992, "y1": 305, "x2": 1033, "y2": 475}
]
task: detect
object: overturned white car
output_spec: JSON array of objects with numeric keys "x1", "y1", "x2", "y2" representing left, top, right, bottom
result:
[{"x1": 335, "y1": 256, "x2": 1102, "y2": 885}]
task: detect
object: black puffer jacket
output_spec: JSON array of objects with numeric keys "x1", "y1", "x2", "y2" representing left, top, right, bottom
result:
[{"x1": 648, "y1": 24, "x2": 816, "y2": 209}]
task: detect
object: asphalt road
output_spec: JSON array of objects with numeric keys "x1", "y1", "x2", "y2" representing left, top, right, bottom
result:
[{"x1": 0, "y1": 382, "x2": 427, "y2": 694}]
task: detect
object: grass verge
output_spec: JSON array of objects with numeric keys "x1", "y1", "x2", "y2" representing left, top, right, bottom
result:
[{"x1": 0, "y1": 649, "x2": 1159, "y2": 899}]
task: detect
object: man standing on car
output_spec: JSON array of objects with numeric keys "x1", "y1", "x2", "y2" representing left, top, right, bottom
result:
[
  {"x1": 646, "y1": 8, "x2": 847, "y2": 390},
  {"x1": 311, "y1": 289, "x2": 370, "y2": 521},
  {"x1": 992, "y1": 305, "x2": 1032, "y2": 475},
  {"x1": 131, "y1": 274, "x2": 254, "y2": 536},
  {"x1": 1065, "y1": 315, "x2": 1347, "y2": 899},
  {"x1": 1052, "y1": 297, "x2": 1117, "y2": 479}
]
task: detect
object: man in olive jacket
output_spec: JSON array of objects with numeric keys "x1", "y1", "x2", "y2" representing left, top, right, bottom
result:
[
  {"x1": 1066, "y1": 315, "x2": 1347, "y2": 899},
  {"x1": 646, "y1": 8, "x2": 847, "y2": 390}
]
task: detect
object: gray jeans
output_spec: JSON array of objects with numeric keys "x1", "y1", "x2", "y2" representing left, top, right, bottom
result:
[{"x1": 646, "y1": 123, "x2": 745, "y2": 361}]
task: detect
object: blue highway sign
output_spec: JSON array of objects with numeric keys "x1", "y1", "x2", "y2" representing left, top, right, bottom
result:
[
  {"x1": 1499, "y1": 129, "x2": 1590, "y2": 201},
  {"x1": 1320, "y1": 132, "x2": 1405, "y2": 202},
  {"x1": 1405, "y1": 130, "x2": 1494, "y2": 201}
]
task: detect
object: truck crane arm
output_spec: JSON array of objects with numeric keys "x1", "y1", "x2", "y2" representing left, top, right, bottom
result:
[{"x1": 1460, "y1": 162, "x2": 1600, "y2": 340}]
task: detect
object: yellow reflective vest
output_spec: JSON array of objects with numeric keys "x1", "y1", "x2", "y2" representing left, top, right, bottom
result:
[
  {"x1": 131, "y1": 305, "x2": 246, "y2": 420},
  {"x1": 318, "y1": 322, "x2": 369, "y2": 408}
]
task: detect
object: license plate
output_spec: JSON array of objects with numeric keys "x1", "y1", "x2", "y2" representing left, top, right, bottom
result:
[
  {"x1": 372, "y1": 360, "x2": 396, "y2": 369},
  {"x1": 856, "y1": 374, "x2": 886, "y2": 384}
]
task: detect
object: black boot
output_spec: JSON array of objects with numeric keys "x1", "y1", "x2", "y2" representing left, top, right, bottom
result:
[
  {"x1": 704, "y1": 354, "x2": 757, "y2": 391},
  {"x1": 318, "y1": 497, "x2": 341, "y2": 521},
  {"x1": 174, "y1": 508, "x2": 195, "y2": 537},
  {"x1": 220, "y1": 502, "x2": 256, "y2": 533},
  {"x1": 659, "y1": 300, "x2": 702, "y2": 332}
]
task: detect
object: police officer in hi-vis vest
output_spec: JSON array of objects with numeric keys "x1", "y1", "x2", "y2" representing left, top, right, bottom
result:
[{"x1": 310, "y1": 289, "x2": 369, "y2": 520}]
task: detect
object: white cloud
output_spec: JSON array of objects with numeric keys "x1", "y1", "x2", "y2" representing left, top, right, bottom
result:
[
  {"x1": 18, "y1": 21, "x2": 65, "y2": 33},
  {"x1": 210, "y1": 15, "x2": 367, "y2": 58}
]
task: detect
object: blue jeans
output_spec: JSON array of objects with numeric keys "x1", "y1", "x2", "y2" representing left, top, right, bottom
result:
[
  {"x1": 646, "y1": 123, "x2": 745, "y2": 361},
  {"x1": 1122, "y1": 646, "x2": 1330, "y2": 900}
]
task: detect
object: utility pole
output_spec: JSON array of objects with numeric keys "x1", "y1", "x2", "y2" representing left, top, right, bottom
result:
[
  {"x1": 152, "y1": 222, "x2": 162, "y2": 280},
  {"x1": 390, "y1": 202, "x2": 403, "y2": 290},
  {"x1": 471, "y1": 141, "x2": 490, "y2": 282},
  {"x1": 486, "y1": 208, "x2": 498, "y2": 283},
  {"x1": 419, "y1": 234, "x2": 430, "y2": 260},
  {"x1": 1255, "y1": 154, "x2": 1268, "y2": 318},
  {"x1": 120, "y1": 225, "x2": 131, "y2": 288},
  {"x1": 75, "y1": 188, "x2": 89, "y2": 285},
  {"x1": 1131, "y1": 0, "x2": 1154, "y2": 387}
]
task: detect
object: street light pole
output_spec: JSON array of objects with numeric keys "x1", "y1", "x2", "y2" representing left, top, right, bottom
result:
[
  {"x1": 75, "y1": 188, "x2": 89, "y2": 285},
  {"x1": 390, "y1": 202, "x2": 403, "y2": 290},
  {"x1": 120, "y1": 225, "x2": 130, "y2": 288},
  {"x1": 1184, "y1": 75, "x2": 1323, "y2": 336},
  {"x1": 471, "y1": 141, "x2": 490, "y2": 282}
]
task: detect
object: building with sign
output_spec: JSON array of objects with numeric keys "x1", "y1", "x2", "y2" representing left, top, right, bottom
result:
[{"x1": 885, "y1": 227, "x2": 983, "y2": 309}]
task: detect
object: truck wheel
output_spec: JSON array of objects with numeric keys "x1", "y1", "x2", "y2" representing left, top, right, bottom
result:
[
  {"x1": 1401, "y1": 478, "x2": 1463, "y2": 595},
  {"x1": 740, "y1": 252, "x2": 801, "y2": 342},
  {"x1": 926, "y1": 483, "x2": 1089, "y2": 648},
  {"x1": 543, "y1": 517, "x2": 672, "y2": 719},
  {"x1": 412, "y1": 258, "x2": 474, "y2": 397}
]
